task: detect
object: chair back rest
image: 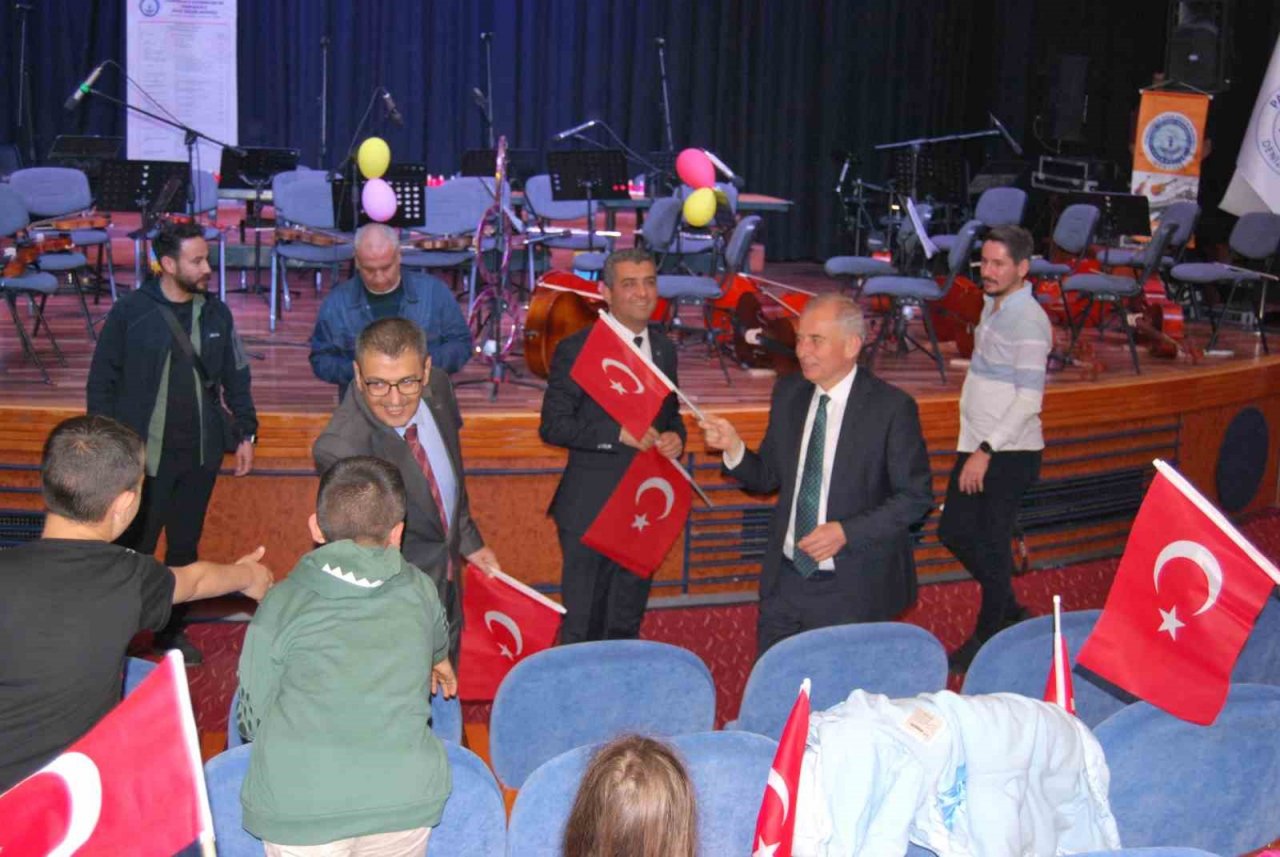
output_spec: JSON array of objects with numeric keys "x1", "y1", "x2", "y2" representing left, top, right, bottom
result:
[
  {"x1": 1228, "y1": 212, "x2": 1280, "y2": 262},
  {"x1": 0, "y1": 184, "x2": 31, "y2": 237},
  {"x1": 431, "y1": 741, "x2": 507, "y2": 856},
  {"x1": 424, "y1": 176, "x2": 503, "y2": 236},
  {"x1": 524, "y1": 173, "x2": 592, "y2": 222},
  {"x1": 1234, "y1": 593, "x2": 1280, "y2": 686},
  {"x1": 271, "y1": 169, "x2": 336, "y2": 229},
  {"x1": 1094, "y1": 683, "x2": 1280, "y2": 854},
  {"x1": 8, "y1": 167, "x2": 93, "y2": 217},
  {"x1": 961, "y1": 609, "x2": 1134, "y2": 727},
  {"x1": 192, "y1": 170, "x2": 219, "y2": 216},
  {"x1": 122, "y1": 657, "x2": 157, "y2": 697},
  {"x1": 974, "y1": 187, "x2": 1027, "y2": 227},
  {"x1": 1052, "y1": 204, "x2": 1102, "y2": 257},
  {"x1": 489, "y1": 639, "x2": 716, "y2": 788},
  {"x1": 1136, "y1": 221, "x2": 1177, "y2": 281},
  {"x1": 946, "y1": 219, "x2": 983, "y2": 276},
  {"x1": 1159, "y1": 201, "x2": 1201, "y2": 249},
  {"x1": 731, "y1": 622, "x2": 947, "y2": 739},
  {"x1": 641, "y1": 197, "x2": 684, "y2": 252},
  {"x1": 506, "y1": 743, "x2": 593, "y2": 857},
  {"x1": 725, "y1": 215, "x2": 762, "y2": 273},
  {"x1": 676, "y1": 182, "x2": 740, "y2": 214},
  {"x1": 672, "y1": 732, "x2": 778, "y2": 854},
  {"x1": 204, "y1": 744, "x2": 260, "y2": 856}
]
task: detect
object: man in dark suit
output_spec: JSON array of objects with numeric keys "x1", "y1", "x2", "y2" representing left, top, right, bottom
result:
[
  {"x1": 314, "y1": 317, "x2": 500, "y2": 657},
  {"x1": 700, "y1": 293, "x2": 933, "y2": 656},
  {"x1": 540, "y1": 248, "x2": 686, "y2": 643}
]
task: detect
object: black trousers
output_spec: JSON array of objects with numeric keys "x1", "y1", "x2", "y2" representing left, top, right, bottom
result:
[
  {"x1": 557, "y1": 528, "x2": 653, "y2": 644},
  {"x1": 118, "y1": 450, "x2": 220, "y2": 640},
  {"x1": 938, "y1": 450, "x2": 1041, "y2": 642},
  {"x1": 756, "y1": 558, "x2": 854, "y2": 658}
]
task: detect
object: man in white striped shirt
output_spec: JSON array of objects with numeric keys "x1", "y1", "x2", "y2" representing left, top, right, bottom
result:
[{"x1": 941, "y1": 225, "x2": 1053, "y2": 671}]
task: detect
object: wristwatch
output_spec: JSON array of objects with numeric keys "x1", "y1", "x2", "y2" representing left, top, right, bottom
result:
[
  {"x1": 243, "y1": 433, "x2": 258, "y2": 445},
  {"x1": 978, "y1": 441, "x2": 994, "y2": 455}
]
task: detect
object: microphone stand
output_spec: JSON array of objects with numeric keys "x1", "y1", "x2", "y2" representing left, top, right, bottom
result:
[
  {"x1": 655, "y1": 37, "x2": 675, "y2": 152},
  {"x1": 480, "y1": 32, "x2": 496, "y2": 148},
  {"x1": 331, "y1": 87, "x2": 386, "y2": 238},
  {"x1": 14, "y1": 1, "x2": 37, "y2": 165},
  {"x1": 318, "y1": 35, "x2": 331, "y2": 166},
  {"x1": 875, "y1": 127, "x2": 1001, "y2": 201}
]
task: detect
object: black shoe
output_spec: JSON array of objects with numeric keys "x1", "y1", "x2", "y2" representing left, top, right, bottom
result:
[
  {"x1": 155, "y1": 631, "x2": 204, "y2": 666},
  {"x1": 947, "y1": 636, "x2": 983, "y2": 673},
  {"x1": 1000, "y1": 606, "x2": 1033, "y2": 630}
]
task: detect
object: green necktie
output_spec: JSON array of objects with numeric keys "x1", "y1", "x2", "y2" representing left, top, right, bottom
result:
[{"x1": 792, "y1": 394, "x2": 829, "y2": 578}]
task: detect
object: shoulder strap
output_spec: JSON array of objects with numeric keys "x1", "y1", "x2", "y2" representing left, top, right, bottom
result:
[{"x1": 153, "y1": 302, "x2": 216, "y2": 391}]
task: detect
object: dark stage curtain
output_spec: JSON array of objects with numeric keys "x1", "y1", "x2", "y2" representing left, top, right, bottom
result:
[{"x1": 2, "y1": 0, "x2": 1277, "y2": 260}]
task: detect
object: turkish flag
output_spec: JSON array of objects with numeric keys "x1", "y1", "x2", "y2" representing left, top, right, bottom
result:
[
  {"x1": 0, "y1": 651, "x2": 212, "y2": 855},
  {"x1": 581, "y1": 448, "x2": 692, "y2": 578},
  {"x1": 1043, "y1": 603, "x2": 1077, "y2": 715},
  {"x1": 1077, "y1": 464, "x2": 1280, "y2": 724},
  {"x1": 459, "y1": 563, "x2": 566, "y2": 700},
  {"x1": 569, "y1": 313, "x2": 674, "y2": 441},
  {"x1": 754, "y1": 679, "x2": 810, "y2": 857}
]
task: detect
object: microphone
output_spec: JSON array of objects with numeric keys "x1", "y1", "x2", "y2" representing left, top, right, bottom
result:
[
  {"x1": 551, "y1": 119, "x2": 599, "y2": 142},
  {"x1": 472, "y1": 87, "x2": 488, "y2": 110},
  {"x1": 989, "y1": 112, "x2": 1023, "y2": 156},
  {"x1": 64, "y1": 61, "x2": 107, "y2": 111},
  {"x1": 381, "y1": 90, "x2": 404, "y2": 126},
  {"x1": 654, "y1": 37, "x2": 666, "y2": 46},
  {"x1": 702, "y1": 149, "x2": 746, "y2": 189},
  {"x1": 480, "y1": 31, "x2": 493, "y2": 41}
]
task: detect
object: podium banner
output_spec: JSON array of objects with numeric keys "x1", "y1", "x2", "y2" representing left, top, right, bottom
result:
[{"x1": 1131, "y1": 89, "x2": 1211, "y2": 226}]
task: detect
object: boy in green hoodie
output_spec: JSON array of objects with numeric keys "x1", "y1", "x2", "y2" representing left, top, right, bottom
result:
[{"x1": 237, "y1": 456, "x2": 456, "y2": 856}]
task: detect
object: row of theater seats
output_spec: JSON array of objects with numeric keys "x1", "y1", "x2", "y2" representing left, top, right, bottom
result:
[{"x1": 179, "y1": 596, "x2": 1280, "y2": 855}]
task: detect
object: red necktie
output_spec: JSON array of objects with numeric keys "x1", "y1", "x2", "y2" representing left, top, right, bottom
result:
[{"x1": 404, "y1": 423, "x2": 453, "y2": 581}]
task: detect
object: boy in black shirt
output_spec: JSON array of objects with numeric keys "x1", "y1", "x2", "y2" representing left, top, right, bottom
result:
[{"x1": 0, "y1": 415, "x2": 274, "y2": 791}]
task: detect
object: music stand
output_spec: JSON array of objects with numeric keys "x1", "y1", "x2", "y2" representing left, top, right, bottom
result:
[
  {"x1": 645, "y1": 150, "x2": 679, "y2": 197},
  {"x1": 462, "y1": 148, "x2": 539, "y2": 189},
  {"x1": 546, "y1": 149, "x2": 630, "y2": 252},
  {"x1": 217, "y1": 146, "x2": 300, "y2": 190},
  {"x1": 1066, "y1": 191, "x2": 1151, "y2": 244},
  {"x1": 97, "y1": 160, "x2": 190, "y2": 283},
  {"x1": 331, "y1": 163, "x2": 428, "y2": 231}
]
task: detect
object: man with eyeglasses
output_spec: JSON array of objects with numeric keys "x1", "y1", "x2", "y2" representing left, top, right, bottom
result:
[{"x1": 313, "y1": 317, "x2": 500, "y2": 658}]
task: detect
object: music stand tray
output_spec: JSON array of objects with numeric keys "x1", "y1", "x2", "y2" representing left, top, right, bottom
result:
[
  {"x1": 218, "y1": 146, "x2": 301, "y2": 189},
  {"x1": 48, "y1": 135, "x2": 124, "y2": 162},
  {"x1": 332, "y1": 163, "x2": 428, "y2": 231},
  {"x1": 96, "y1": 159, "x2": 191, "y2": 213},
  {"x1": 462, "y1": 148, "x2": 539, "y2": 189},
  {"x1": 1067, "y1": 191, "x2": 1152, "y2": 239},
  {"x1": 546, "y1": 149, "x2": 631, "y2": 201}
]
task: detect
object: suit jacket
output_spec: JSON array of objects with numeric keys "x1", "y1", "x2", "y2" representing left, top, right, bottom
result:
[
  {"x1": 313, "y1": 371, "x2": 484, "y2": 637},
  {"x1": 540, "y1": 323, "x2": 686, "y2": 535},
  {"x1": 729, "y1": 369, "x2": 933, "y2": 620}
]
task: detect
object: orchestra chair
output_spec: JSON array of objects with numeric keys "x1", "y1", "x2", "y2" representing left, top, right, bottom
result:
[
  {"x1": 523, "y1": 173, "x2": 612, "y2": 253},
  {"x1": 7, "y1": 166, "x2": 117, "y2": 305},
  {"x1": 656, "y1": 214, "x2": 763, "y2": 384},
  {"x1": 1094, "y1": 684, "x2": 1280, "y2": 855},
  {"x1": 1062, "y1": 221, "x2": 1177, "y2": 374},
  {"x1": 1, "y1": 184, "x2": 67, "y2": 383},
  {"x1": 1168, "y1": 211, "x2": 1280, "y2": 354},
  {"x1": 122, "y1": 656, "x2": 157, "y2": 696},
  {"x1": 268, "y1": 168, "x2": 355, "y2": 332},
  {"x1": 673, "y1": 182, "x2": 740, "y2": 261},
  {"x1": 823, "y1": 253, "x2": 898, "y2": 298},
  {"x1": 960, "y1": 610, "x2": 1134, "y2": 728},
  {"x1": 931, "y1": 187, "x2": 1027, "y2": 253},
  {"x1": 1099, "y1": 201, "x2": 1200, "y2": 273},
  {"x1": 132, "y1": 170, "x2": 228, "y2": 300},
  {"x1": 506, "y1": 731, "x2": 778, "y2": 857},
  {"x1": 225, "y1": 686, "x2": 462, "y2": 749},
  {"x1": 402, "y1": 176, "x2": 506, "y2": 313},
  {"x1": 727, "y1": 622, "x2": 948, "y2": 740},
  {"x1": 488, "y1": 639, "x2": 715, "y2": 789},
  {"x1": 1027, "y1": 203, "x2": 1101, "y2": 296},
  {"x1": 861, "y1": 219, "x2": 984, "y2": 383}
]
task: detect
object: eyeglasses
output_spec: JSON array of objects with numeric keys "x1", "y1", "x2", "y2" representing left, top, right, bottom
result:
[{"x1": 360, "y1": 376, "x2": 423, "y2": 397}]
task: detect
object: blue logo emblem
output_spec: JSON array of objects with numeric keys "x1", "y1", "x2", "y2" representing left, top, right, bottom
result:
[
  {"x1": 139, "y1": 0, "x2": 160, "y2": 17},
  {"x1": 1258, "y1": 89, "x2": 1280, "y2": 176},
  {"x1": 1143, "y1": 112, "x2": 1198, "y2": 171}
]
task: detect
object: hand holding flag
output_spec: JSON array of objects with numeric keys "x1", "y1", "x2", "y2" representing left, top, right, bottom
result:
[{"x1": 459, "y1": 563, "x2": 566, "y2": 700}]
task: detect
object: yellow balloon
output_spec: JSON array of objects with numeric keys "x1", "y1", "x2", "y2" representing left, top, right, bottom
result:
[
  {"x1": 357, "y1": 137, "x2": 391, "y2": 179},
  {"x1": 682, "y1": 187, "x2": 716, "y2": 228}
]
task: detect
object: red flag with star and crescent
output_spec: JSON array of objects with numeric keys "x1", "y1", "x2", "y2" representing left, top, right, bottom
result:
[
  {"x1": 569, "y1": 312, "x2": 674, "y2": 441},
  {"x1": 1077, "y1": 461, "x2": 1280, "y2": 724},
  {"x1": 459, "y1": 563, "x2": 566, "y2": 700},
  {"x1": 753, "y1": 678, "x2": 810, "y2": 857},
  {"x1": 0, "y1": 651, "x2": 212, "y2": 856},
  {"x1": 581, "y1": 447, "x2": 692, "y2": 579}
]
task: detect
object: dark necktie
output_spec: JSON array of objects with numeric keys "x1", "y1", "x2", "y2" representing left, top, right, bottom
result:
[
  {"x1": 634, "y1": 335, "x2": 644, "y2": 349},
  {"x1": 404, "y1": 423, "x2": 453, "y2": 581},
  {"x1": 792, "y1": 394, "x2": 830, "y2": 578}
]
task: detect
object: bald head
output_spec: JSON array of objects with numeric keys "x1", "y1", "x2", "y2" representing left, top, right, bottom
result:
[
  {"x1": 354, "y1": 223, "x2": 402, "y2": 294},
  {"x1": 355, "y1": 223, "x2": 398, "y2": 254}
]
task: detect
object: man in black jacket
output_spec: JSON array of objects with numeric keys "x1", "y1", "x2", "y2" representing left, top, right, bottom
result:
[
  {"x1": 87, "y1": 220, "x2": 258, "y2": 664},
  {"x1": 539, "y1": 248, "x2": 686, "y2": 643}
]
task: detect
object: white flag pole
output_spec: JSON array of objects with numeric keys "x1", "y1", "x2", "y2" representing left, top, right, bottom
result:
[
  {"x1": 597, "y1": 310, "x2": 708, "y2": 422},
  {"x1": 488, "y1": 567, "x2": 568, "y2": 614},
  {"x1": 666, "y1": 456, "x2": 714, "y2": 508},
  {"x1": 1052, "y1": 594, "x2": 1067, "y2": 708},
  {"x1": 1152, "y1": 459, "x2": 1280, "y2": 586}
]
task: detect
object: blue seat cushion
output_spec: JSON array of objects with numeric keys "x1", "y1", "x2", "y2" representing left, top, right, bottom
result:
[
  {"x1": 33, "y1": 251, "x2": 89, "y2": 272},
  {"x1": 674, "y1": 235, "x2": 714, "y2": 255},
  {"x1": 824, "y1": 256, "x2": 896, "y2": 278},
  {"x1": 1028, "y1": 259, "x2": 1072, "y2": 277},
  {"x1": 573, "y1": 252, "x2": 607, "y2": 273},
  {"x1": 68, "y1": 228, "x2": 109, "y2": 246},
  {"x1": 1100, "y1": 248, "x2": 1174, "y2": 269},
  {"x1": 0, "y1": 270, "x2": 59, "y2": 294},
  {"x1": 274, "y1": 243, "x2": 355, "y2": 264},
  {"x1": 1063, "y1": 273, "x2": 1141, "y2": 297},
  {"x1": 1170, "y1": 262, "x2": 1256, "y2": 284},
  {"x1": 862, "y1": 276, "x2": 944, "y2": 301},
  {"x1": 658, "y1": 275, "x2": 721, "y2": 300}
]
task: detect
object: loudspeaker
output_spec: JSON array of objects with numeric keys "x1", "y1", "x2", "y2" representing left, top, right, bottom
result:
[
  {"x1": 1166, "y1": 0, "x2": 1232, "y2": 92},
  {"x1": 1048, "y1": 54, "x2": 1090, "y2": 142}
]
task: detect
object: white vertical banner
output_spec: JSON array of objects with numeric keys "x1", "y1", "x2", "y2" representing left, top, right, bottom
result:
[
  {"x1": 1221, "y1": 35, "x2": 1280, "y2": 216},
  {"x1": 125, "y1": 0, "x2": 238, "y2": 169}
]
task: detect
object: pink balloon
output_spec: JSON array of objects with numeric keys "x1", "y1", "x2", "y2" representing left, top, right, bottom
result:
[
  {"x1": 361, "y1": 178, "x2": 398, "y2": 222},
  {"x1": 675, "y1": 148, "x2": 716, "y2": 189}
]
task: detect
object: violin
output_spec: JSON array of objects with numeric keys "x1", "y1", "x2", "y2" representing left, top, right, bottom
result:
[
  {"x1": 407, "y1": 234, "x2": 473, "y2": 252},
  {"x1": 29, "y1": 212, "x2": 111, "y2": 232},
  {"x1": 275, "y1": 226, "x2": 350, "y2": 247},
  {"x1": 3, "y1": 235, "x2": 76, "y2": 278}
]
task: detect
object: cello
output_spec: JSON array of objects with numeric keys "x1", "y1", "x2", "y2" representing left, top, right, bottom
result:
[{"x1": 523, "y1": 271, "x2": 607, "y2": 378}]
